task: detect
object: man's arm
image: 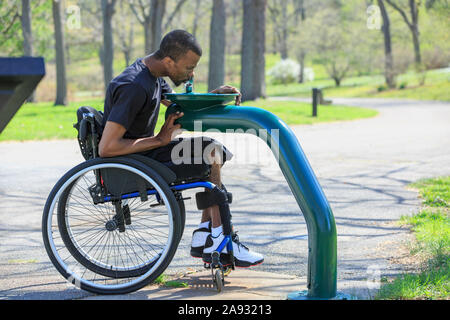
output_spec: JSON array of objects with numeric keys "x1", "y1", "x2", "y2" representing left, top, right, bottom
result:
[
  {"x1": 99, "y1": 111, "x2": 184, "y2": 157},
  {"x1": 98, "y1": 122, "x2": 162, "y2": 157},
  {"x1": 161, "y1": 99, "x2": 173, "y2": 107}
]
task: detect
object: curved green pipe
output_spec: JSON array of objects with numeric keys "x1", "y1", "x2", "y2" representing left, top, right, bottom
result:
[{"x1": 166, "y1": 104, "x2": 337, "y2": 299}]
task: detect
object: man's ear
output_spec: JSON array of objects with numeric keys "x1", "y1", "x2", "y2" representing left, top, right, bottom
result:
[{"x1": 162, "y1": 56, "x2": 175, "y2": 69}]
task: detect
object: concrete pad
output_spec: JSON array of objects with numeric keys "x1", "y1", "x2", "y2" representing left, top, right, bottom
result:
[{"x1": 81, "y1": 269, "x2": 307, "y2": 300}]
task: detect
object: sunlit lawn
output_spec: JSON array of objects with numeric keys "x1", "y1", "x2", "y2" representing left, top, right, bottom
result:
[
  {"x1": 0, "y1": 98, "x2": 377, "y2": 142},
  {"x1": 375, "y1": 176, "x2": 450, "y2": 300}
]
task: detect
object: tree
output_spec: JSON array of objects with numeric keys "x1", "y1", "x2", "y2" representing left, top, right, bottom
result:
[
  {"x1": 378, "y1": 0, "x2": 396, "y2": 88},
  {"x1": 129, "y1": 0, "x2": 153, "y2": 54},
  {"x1": 267, "y1": 0, "x2": 289, "y2": 59},
  {"x1": 424, "y1": 0, "x2": 449, "y2": 10},
  {"x1": 385, "y1": 0, "x2": 421, "y2": 66},
  {"x1": 241, "y1": 0, "x2": 266, "y2": 101},
  {"x1": 191, "y1": 0, "x2": 202, "y2": 38},
  {"x1": 130, "y1": 0, "x2": 186, "y2": 54},
  {"x1": 0, "y1": 1, "x2": 22, "y2": 56},
  {"x1": 298, "y1": 7, "x2": 358, "y2": 87},
  {"x1": 52, "y1": 0, "x2": 67, "y2": 106},
  {"x1": 268, "y1": 0, "x2": 307, "y2": 60},
  {"x1": 163, "y1": 0, "x2": 188, "y2": 31},
  {"x1": 21, "y1": 0, "x2": 35, "y2": 102},
  {"x1": 149, "y1": 0, "x2": 166, "y2": 52},
  {"x1": 115, "y1": 0, "x2": 135, "y2": 67},
  {"x1": 208, "y1": 0, "x2": 226, "y2": 92},
  {"x1": 21, "y1": 0, "x2": 32, "y2": 57},
  {"x1": 294, "y1": 0, "x2": 307, "y2": 82},
  {"x1": 101, "y1": 0, "x2": 117, "y2": 90}
]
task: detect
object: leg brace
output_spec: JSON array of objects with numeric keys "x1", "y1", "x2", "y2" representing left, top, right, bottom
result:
[{"x1": 196, "y1": 185, "x2": 233, "y2": 235}]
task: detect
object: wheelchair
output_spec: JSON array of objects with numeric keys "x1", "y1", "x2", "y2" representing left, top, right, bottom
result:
[{"x1": 42, "y1": 106, "x2": 234, "y2": 295}]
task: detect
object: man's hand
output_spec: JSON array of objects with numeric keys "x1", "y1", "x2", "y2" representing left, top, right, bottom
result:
[
  {"x1": 156, "y1": 111, "x2": 184, "y2": 146},
  {"x1": 210, "y1": 85, "x2": 241, "y2": 106}
]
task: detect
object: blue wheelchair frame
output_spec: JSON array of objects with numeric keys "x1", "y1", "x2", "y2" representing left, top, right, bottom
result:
[{"x1": 104, "y1": 179, "x2": 235, "y2": 289}]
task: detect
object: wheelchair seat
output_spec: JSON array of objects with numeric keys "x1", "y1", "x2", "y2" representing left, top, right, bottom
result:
[{"x1": 73, "y1": 106, "x2": 211, "y2": 184}]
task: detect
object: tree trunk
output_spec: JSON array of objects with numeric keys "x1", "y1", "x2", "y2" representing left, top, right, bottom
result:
[
  {"x1": 150, "y1": 0, "x2": 166, "y2": 52},
  {"x1": 192, "y1": 0, "x2": 201, "y2": 38},
  {"x1": 298, "y1": 52, "x2": 305, "y2": 83},
  {"x1": 131, "y1": 0, "x2": 184, "y2": 54},
  {"x1": 116, "y1": 0, "x2": 134, "y2": 67},
  {"x1": 333, "y1": 77, "x2": 341, "y2": 87},
  {"x1": 144, "y1": 17, "x2": 151, "y2": 54},
  {"x1": 378, "y1": 0, "x2": 396, "y2": 88},
  {"x1": 241, "y1": 0, "x2": 266, "y2": 102},
  {"x1": 410, "y1": 0, "x2": 421, "y2": 65},
  {"x1": 280, "y1": 1, "x2": 288, "y2": 59},
  {"x1": 386, "y1": 0, "x2": 421, "y2": 66},
  {"x1": 241, "y1": 0, "x2": 255, "y2": 101},
  {"x1": 411, "y1": 26, "x2": 421, "y2": 66},
  {"x1": 21, "y1": 0, "x2": 32, "y2": 56},
  {"x1": 124, "y1": 26, "x2": 134, "y2": 66},
  {"x1": 253, "y1": 0, "x2": 266, "y2": 99},
  {"x1": 327, "y1": 61, "x2": 348, "y2": 87},
  {"x1": 296, "y1": 0, "x2": 306, "y2": 83},
  {"x1": 208, "y1": 0, "x2": 226, "y2": 92},
  {"x1": 52, "y1": 0, "x2": 67, "y2": 106},
  {"x1": 21, "y1": 0, "x2": 35, "y2": 102},
  {"x1": 101, "y1": 0, "x2": 116, "y2": 91}
]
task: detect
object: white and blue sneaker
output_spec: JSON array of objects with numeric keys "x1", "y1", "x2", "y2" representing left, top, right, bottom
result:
[
  {"x1": 190, "y1": 221, "x2": 211, "y2": 258},
  {"x1": 202, "y1": 230, "x2": 264, "y2": 268}
]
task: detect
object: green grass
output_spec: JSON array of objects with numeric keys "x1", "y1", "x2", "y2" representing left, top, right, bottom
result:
[
  {"x1": 375, "y1": 268, "x2": 449, "y2": 300},
  {"x1": 409, "y1": 176, "x2": 450, "y2": 207},
  {"x1": 242, "y1": 99, "x2": 378, "y2": 125},
  {"x1": 0, "y1": 100, "x2": 105, "y2": 142},
  {"x1": 0, "y1": 98, "x2": 377, "y2": 142},
  {"x1": 375, "y1": 176, "x2": 450, "y2": 300},
  {"x1": 264, "y1": 68, "x2": 450, "y2": 101},
  {"x1": 154, "y1": 274, "x2": 188, "y2": 288}
]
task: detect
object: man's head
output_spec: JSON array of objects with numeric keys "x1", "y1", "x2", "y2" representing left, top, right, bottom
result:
[{"x1": 154, "y1": 30, "x2": 202, "y2": 86}]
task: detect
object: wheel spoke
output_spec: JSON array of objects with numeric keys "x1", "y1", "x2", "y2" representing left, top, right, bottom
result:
[{"x1": 43, "y1": 162, "x2": 181, "y2": 294}]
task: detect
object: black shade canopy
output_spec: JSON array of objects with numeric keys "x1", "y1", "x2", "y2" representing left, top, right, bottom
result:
[{"x1": 0, "y1": 57, "x2": 45, "y2": 134}]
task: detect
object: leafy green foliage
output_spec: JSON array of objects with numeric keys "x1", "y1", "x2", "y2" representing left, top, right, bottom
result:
[{"x1": 0, "y1": 0, "x2": 53, "y2": 58}]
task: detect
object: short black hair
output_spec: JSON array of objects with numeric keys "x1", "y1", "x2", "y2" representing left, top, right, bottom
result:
[{"x1": 154, "y1": 30, "x2": 202, "y2": 61}]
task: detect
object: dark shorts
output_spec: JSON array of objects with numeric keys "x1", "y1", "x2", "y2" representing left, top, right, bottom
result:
[{"x1": 139, "y1": 136, "x2": 233, "y2": 181}]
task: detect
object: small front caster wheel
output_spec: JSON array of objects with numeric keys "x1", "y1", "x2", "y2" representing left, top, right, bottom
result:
[{"x1": 214, "y1": 269, "x2": 224, "y2": 292}]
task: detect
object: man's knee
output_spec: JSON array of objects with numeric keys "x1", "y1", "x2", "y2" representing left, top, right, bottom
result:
[{"x1": 204, "y1": 142, "x2": 224, "y2": 165}]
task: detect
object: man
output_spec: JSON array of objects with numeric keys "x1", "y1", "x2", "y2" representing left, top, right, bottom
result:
[{"x1": 99, "y1": 30, "x2": 263, "y2": 268}]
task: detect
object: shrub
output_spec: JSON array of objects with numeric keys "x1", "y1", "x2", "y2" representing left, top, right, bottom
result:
[
  {"x1": 377, "y1": 85, "x2": 387, "y2": 92},
  {"x1": 303, "y1": 67, "x2": 315, "y2": 82},
  {"x1": 398, "y1": 82, "x2": 408, "y2": 90},
  {"x1": 267, "y1": 59, "x2": 300, "y2": 84}
]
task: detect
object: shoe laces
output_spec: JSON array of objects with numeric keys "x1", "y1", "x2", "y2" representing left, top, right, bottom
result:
[{"x1": 232, "y1": 231, "x2": 249, "y2": 251}]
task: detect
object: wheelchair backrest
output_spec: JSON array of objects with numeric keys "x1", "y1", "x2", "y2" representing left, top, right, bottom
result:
[{"x1": 73, "y1": 106, "x2": 104, "y2": 160}]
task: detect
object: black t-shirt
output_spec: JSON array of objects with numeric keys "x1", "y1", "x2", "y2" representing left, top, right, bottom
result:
[{"x1": 102, "y1": 58, "x2": 173, "y2": 139}]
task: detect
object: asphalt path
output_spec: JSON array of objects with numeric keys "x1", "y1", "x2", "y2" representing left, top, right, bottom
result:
[{"x1": 0, "y1": 97, "x2": 449, "y2": 299}]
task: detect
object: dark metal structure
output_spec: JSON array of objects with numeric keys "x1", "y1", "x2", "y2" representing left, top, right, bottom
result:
[{"x1": 0, "y1": 57, "x2": 45, "y2": 134}]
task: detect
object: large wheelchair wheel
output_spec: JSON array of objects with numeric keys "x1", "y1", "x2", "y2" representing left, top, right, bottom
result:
[{"x1": 42, "y1": 157, "x2": 182, "y2": 295}]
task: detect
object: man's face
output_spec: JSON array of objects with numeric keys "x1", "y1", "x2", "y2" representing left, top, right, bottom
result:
[{"x1": 166, "y1": 50, "x2": 200, "y2": 86}]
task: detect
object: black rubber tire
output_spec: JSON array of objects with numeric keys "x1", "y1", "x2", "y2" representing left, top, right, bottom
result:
[
  {"x1": 56, "y1": 185, "x2": 186, "y2": 279},
  {"x1": 214, "y1": 269, "x2": 223, "y2": 293},
  {"x1": 42, "y1": 157, "x2": 182, "y2": 294}
]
